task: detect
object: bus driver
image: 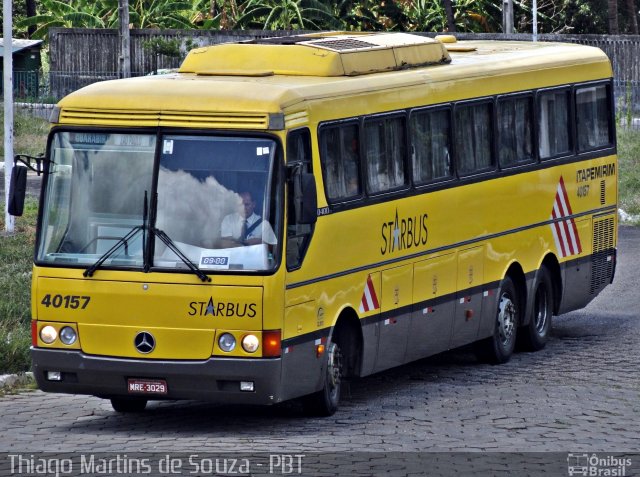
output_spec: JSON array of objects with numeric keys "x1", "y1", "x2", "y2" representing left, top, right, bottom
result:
[{"x1": 220, "y1": 191, "x2": 277, "y2": 247}]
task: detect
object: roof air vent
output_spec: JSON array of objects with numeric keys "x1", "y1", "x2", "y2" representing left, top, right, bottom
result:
[{"x1": 305, "y1": 38, "x2": 379, "y2": 51}]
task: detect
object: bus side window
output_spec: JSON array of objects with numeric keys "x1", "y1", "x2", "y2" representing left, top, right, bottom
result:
[
  {"x1": 364, "y1": 116, "x2": 407, "y2": 193},
  {"x1": 576, "y1": 84, "x2": 613, "y2": 152},
  {"x1": 538, "y1": 89, "x2": 571, "y2": 159},
  {"x1": 410, "y1": 108, "x2": 452, "y2": 184},
  {"x1": 319, "y1": 123, "x2": 361, "y2": 202},
  {"x1": 287, "y1": 128, "x2": 314, "y2": 270},
  {"x1": 497, "y1": 95, "x2": 534, "y2": 167},
  {"x1": 454, "y1": 102, "x2": 494, "y2": 175}
]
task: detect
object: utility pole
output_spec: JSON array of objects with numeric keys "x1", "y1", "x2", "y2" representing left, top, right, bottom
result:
[
  {"x1": 119, "y1": 0, "x2": 131, "y2": 78},
  {"x1": 3, "y1": 0, "x2": 15, "y2": 233},
  {"x1": 503, "y1": 0, "x2": 514, "y2": 34},
  {"x1": 533, "y1": 0, "x2": 538, "y2": 41}
]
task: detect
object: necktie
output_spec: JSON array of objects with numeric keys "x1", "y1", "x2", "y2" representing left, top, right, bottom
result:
[{"x1": 241, "y1": 219, "x2": 249, "y2": 241}]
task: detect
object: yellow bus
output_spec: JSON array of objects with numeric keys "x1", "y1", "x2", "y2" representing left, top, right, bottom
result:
[{"x1": 11, "y1": 32, "x2": 617, "y2": 415}]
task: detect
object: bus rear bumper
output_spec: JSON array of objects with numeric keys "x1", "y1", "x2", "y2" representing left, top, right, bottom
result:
[{"x1": 31, "y1": 348, "x2": 282, "y2": 405}]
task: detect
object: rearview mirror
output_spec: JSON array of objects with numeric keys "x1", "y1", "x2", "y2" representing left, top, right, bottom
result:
[
  {"x1": 8, "y1": 166, "x2": 28, "y2": 216},
  {"x1": 290, "y1": 168, "x2": 317, "y2": 225}
]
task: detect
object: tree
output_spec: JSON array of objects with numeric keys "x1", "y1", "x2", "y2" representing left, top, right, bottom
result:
[
  {"x1": 130, "y1": 0, "x2": 194, "y2": 29},
  {"x1": 625, "y1": 0, "x2": 639, "y2": 34},
  {"x1": 608, "y1": 0, "x2": 619, "y2": 33},
  {"x1": 442, "y1": 0, "x2": 456, "y2": 31},
  {"x1": 25, "y1": 0, "x2": 38, "y2": 38},
  {"x1": 324, "y1": 0, "x2": 386, "y2": 30},
  {"x1": 13, "y1": 0, "x2": 635, "y2": 39},
  {"x1": 143, "y1": 37, "x2": 182, "y2": 74},
  {"x1": 17, "y1": 0, "x2": 109, "y2": 39},
  {"x1": 210, "y1": 0, "x2": 242, "y2": 29},
  {"x1": 237, "y1": 0, "x2": 336, "y2": 30}
]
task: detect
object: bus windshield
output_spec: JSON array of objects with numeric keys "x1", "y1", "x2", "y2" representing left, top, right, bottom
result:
[{"x1": 37, "y1": 132, "x2": 280, "y2": 273}]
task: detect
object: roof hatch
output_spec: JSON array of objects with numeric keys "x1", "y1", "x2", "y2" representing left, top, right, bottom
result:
[{"x1": 179, "y1": 32, "x2": 451, "y2": 77}]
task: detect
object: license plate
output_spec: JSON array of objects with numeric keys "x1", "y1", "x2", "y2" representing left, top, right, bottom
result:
[{"x1": 127, "y1": 378, "x2": 168, "y2": 395}]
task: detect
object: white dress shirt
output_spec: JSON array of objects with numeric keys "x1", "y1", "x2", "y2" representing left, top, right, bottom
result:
[{"x1": 220, "y1": 212, "x2": 277, "y2": 245}]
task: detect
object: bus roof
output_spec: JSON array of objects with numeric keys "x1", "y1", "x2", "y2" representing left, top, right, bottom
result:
[
  {"x1": 179, "y1": 32, "x2": 451, "y2": 77},
  {"x1": 57, "y1": 32, "x2": 612, "y2": 129}
]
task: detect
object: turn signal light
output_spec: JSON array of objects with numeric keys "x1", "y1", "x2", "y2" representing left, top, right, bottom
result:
[
  {"x1": 31, "y1": 321, "x2": 38, "y2": 346},
  {"x1": 262, "y1": 330, "x2": 281, "y2": 358}
]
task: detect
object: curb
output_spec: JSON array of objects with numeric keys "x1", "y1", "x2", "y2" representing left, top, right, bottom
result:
[{"x1": 0, "y1": 372, "x2": 35, "y2": 391}]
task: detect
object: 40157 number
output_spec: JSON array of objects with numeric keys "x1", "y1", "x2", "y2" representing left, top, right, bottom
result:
[{"x1": 41, "y1": 294, "x2": 91, "y2": 310}]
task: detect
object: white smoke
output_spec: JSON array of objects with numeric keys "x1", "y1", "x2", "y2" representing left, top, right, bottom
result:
[{"x1": 155, "y1": 168, "x2": 241, "y2": 249}]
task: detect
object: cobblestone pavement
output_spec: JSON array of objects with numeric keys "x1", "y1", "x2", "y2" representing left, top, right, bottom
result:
[{"x1": 0, "y1": 227, "x2": 638, "y2": 474}]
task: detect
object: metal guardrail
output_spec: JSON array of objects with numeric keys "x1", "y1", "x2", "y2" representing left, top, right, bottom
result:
[{"x1": 0, "y1": 70, "x2": 41, "y2": 101}]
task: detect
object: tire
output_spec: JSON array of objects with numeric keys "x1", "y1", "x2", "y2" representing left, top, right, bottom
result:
[
  {"x1": 475, "y1": 275, "x2": 520, "y2": 364},
  {"x1": 518, "y1": 266, "x2": 553, "y2": 351},
  {"x1": 110, "y1": 397, "x2": 148, "y2": 413},
  {"x1": 302, "y1": 340, "x2": 343, "y2": 417}
]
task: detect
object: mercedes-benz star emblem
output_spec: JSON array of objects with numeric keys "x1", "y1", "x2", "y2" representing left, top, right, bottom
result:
[{"x1": 134, "y1": 331, "x2": 155, "y2": 354}]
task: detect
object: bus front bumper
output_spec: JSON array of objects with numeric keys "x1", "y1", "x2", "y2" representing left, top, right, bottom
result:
[{"x1": 31, "y1": 347, "x2": 282, "y2": 405}]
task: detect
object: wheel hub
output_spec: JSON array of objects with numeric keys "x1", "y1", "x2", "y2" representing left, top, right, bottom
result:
[
  {"x1": 327, "y1": 343, "x2": 342, "y2": 391},
  {"x1": 534, "y1": 286, "x2": 548, "y2": 334},
  {"x1": 498, "y1": 294, "x2": 516, "y2": 345}
]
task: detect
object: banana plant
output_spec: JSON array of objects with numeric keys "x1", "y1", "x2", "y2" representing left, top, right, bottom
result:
[
  {"x1": 17, "y1": 0, "x2": 108, "y2": 39},
  {"x1": 236, "y1": 0, "x2": 337, "y2": 30}
]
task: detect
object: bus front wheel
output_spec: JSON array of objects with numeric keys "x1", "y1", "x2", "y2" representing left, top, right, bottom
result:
[
  {"x1": 302, "y1": 340, "x2": 343, "y2": 417},
  {"x1": 110, "y1": 397, "x2": 148, "y2": 412},
  {"x1": 475, "y1": 275, "x2": 520, "y2": 364}
]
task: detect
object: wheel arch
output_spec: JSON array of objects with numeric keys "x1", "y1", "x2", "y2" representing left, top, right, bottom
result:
[
  {"x1": 328, "y1": 306, "x2": 363, "y2": 378},
  {"x1": 504, "y1": 261, "x2": 527, "y2": 317},
  {"x1": 539, "y1": 253, "x2": 562, "y2": 315}
]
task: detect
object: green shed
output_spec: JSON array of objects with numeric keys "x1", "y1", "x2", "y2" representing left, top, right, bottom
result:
[{"x1": 0, "y1": 38, "x2": 43, "y2": 99}]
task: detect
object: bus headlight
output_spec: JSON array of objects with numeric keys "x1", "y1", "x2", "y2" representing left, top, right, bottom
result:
[
  {"x1": 241, "y1": 334, "x2": 260, "y2": 353},
  {"x1": 40, "y1": 326, "x2": 58, "y2": 344},
  {"x1": 59, "y1": 326, "x2": 77, "y2": 345},
  {"x1": 218, "y1": 333, "x2": 236, "y2": 352}
]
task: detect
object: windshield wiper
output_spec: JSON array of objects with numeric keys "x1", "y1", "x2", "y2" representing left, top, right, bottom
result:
[
  {"x1": 147, "y1": 192, "x2": 210, "y2": 283},
  {"x1": 152, "y1": 227, "x2": 211, "y2": 283},
  {"x1": 83, "y1": 226, "x2": 143, "y2": 277},
  {"x1": 84, "y1": 191, "x2": 150, "y2": 278},
  {"x1": 84, "y1": 192, "x2": 210, "y2": 282}
]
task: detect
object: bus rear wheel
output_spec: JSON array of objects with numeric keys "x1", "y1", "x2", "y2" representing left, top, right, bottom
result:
[
  {"x1": 110, "y1": 397, "x2": 148, "y2": 412},
  {"x1": 518, "y1": 266, "x2": 553, "y2": 351},
  {"x1": 475, "y1": 275, "x2": 520, "y2": 364},
  {"x1": 302, "y1": 340, "x2": 343, "y2": 417}
]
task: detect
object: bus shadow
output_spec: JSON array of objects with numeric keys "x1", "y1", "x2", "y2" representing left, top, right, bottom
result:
[
  {"x1": 58, "y1": 311, "x2": 627, "y2": 438},
  {"x1": 56, "y1": 351, "x2": 481, "y2": 438}
]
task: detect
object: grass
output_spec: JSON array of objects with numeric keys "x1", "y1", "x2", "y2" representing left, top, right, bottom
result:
[
  {"x1": 0, "y1": 114, "x2": 639, "y2": 373},
  {"x1": 0, "y1": 199, "x2": 38, "y2": 373},
  {"x1": 618, "y1": 129, "x2": 640, "y2": 221},
  {"x1": 0, "y1": 108, "x2": 50, "y2": 158},
  {"x1": 0, "y1": 373, "x2": 37, "y2": 397},
  {"x1": 0, "y1": 108, "x2": 48, "y2": 373}
]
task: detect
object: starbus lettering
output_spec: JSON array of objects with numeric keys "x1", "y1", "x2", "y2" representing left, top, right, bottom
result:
[
  {"x1": 189, "y1": 297, "x2": 257, "y2": 318},
  {"x1": 381, "y1": 209, "x2": 428, "y2": 255}
]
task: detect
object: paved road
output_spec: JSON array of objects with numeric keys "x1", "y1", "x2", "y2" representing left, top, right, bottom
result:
[{"x1": 0, "y1": 227, "x2": 638, "y2": 475}]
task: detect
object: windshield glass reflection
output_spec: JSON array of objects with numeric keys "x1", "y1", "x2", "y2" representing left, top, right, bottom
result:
[{"x1": 37, "y1": 132, "x2": 155, "y2": 266}]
